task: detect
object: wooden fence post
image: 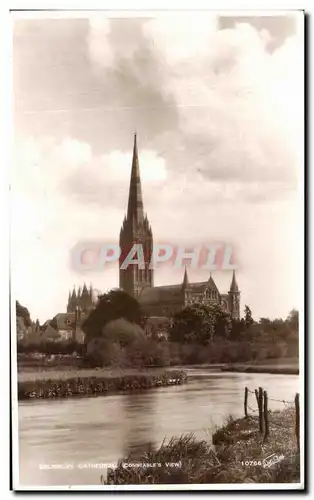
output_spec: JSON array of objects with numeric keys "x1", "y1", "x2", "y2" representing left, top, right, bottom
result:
[
  {"x1": 255, "y1": 389, "x2": 259, "y2": 406},
  {"x1": 295, "y1": 393, "x2": 300, "y2": 453},
  {"x1": 263, "y1": 390, "x2": 269, "y2": 441},
  {"x1": 244, "y1": 386, "x2": 248, "y2": 418},
  {"x1": 258, "y1": 387, "x2": 264, "y2": 434}
]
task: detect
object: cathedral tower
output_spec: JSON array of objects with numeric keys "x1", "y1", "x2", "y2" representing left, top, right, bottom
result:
[
  {"x1": 228, "y1": 270, "x2": 240, "y2": 320},
  {"x1": 67, "y1": 287, "x2": 77, "y2": 313},
  {"x1": 79, "y1": 283, "x2": 94, "y2": 313},
  {"x1": 119, "y1": 134, "x2": 154, "y2": 297}
]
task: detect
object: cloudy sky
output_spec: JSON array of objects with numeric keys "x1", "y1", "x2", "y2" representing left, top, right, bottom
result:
[{"x1": 12, "y1": 12, "x2": 303, "y2": 323}]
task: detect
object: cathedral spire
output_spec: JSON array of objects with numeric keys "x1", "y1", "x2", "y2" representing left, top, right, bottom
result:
[
  {"x1": 230, "y1": 270, "x2": 239, "y2": 292},
  {"x1": 182, "y1": 266, "x2": 190, "y2": 289},
  {"x1": 127, "y1": 133, "x2": 144, "y2": 225},
  {"x1": 119, "y1": 133, "x2": 154, "y2": 296}
]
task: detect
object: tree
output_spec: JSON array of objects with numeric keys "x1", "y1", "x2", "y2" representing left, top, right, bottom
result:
[
  {"x1": 209, "y1": 303, "x2": 232, "y2": 340},
  {"x1": 82, "y1": 289, "x2": 143, "y2": 342},
  {"x1": 86, "y1": 337, "x2": 125, "y2": 367},
  {"x1": 16, "y1": 301, "x2": 32, "y2": 327},
  {"x1": 259, "y1": 317, "x2": 271, "y2": 326},
  {"x1": 287, "y1": 309, "x2": 299, "y2": 332},
  {"x1": 244, "y1": 305, "x2": 254, "y2": 330},
  {"x1": 229, "y1": 317, "x2": 245, "y2": 341},
  {"x1": 170, "y1": 303, "x2": 231, "y2": 345},
  {"x1": 170, "y1": 304, "x2": 213, "y2": 344},
  {"x1": 85, "y1": 318, "x2": 170, "y2": 368},
  {"x1": 102, "y1": 318, "x2": 146, "y2": 346}
]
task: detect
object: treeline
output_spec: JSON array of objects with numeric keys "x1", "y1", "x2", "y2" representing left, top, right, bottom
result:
[
  {"x1": 170, "y1": 303, "x2": 298, "y2": 344},
  {"x1": 16, "y1": 301, "x2": 32, "y2": 327},
  {"x1": 16, "y1": 290, "x2": 299, "y2": 368},
  {"x1": 81, "y1": 290, "x2": 298, "y2": 368}
]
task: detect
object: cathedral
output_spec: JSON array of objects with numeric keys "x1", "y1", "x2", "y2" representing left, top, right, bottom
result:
[
  {"x1": 119, "y1": 134, "x2": 241, "y2": 320},
  {"x1": 66, "y1": 283, "x2": 96, "y2": 314}
]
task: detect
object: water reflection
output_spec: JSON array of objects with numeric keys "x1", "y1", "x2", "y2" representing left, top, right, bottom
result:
[
  {"x1": 17, "y1": 370, "x2": 300, "y2": 486},
  {"x1": 121, "y1": 391, "x2": 156, "y2": 457}
]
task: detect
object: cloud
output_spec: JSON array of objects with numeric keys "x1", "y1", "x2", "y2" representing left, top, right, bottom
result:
[
  {"x1": 86, "y1": 14, "x2": 302, "y2": 197},
  {"x1": 12, "y1": 14, "x2": 303, "y2": 322}
]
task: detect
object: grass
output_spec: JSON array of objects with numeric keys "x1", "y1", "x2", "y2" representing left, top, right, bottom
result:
[
  {"x1": 245, "y1": 357, "x2": 299, "y2": 366},
  {"x1": 18, "y1": 357, "x2": 299, "y2": 382},
  {"x1": 220, "y1": 358, "x2": 299, "y2": 375},
  {"x1": 18, "y1": 367, "x2": 172, "y2": 383},
  {"x1": 103, "y1": 408, "x2": 301, "y2": 485},
  {"x1": 221, "y1": 366, "x2": 299, "y2": 375},
  {"x1": 212, "y1": 407, "x2": 300, "y2": 481}
]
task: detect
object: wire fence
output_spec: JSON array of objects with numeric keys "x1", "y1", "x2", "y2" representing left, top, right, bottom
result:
[
  {"x1": 244, "y1": 386, "x2": 300, "y2": 450},
  {"x1": 246, "y1": 387, "x2": 294, "y2": 406}
]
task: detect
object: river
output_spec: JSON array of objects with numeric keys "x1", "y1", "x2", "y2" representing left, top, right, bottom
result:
[{"x1": 17, "y1": 368, "x2": 299, "y2": 487}]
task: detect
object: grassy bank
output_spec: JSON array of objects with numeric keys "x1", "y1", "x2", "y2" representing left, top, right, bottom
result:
[
  {"x1": 220, "y1": 358, "x2": 299, "y2": 375},
  {"x1": 17, "y1": 367, "x2": 172, "y2": 383},
  {"x1": 103, "y1": 408, "x2": 300, "y2": 485},
  {"x1": 18, "y1": 369, "x2": 187, "y2": 400},
  {"x1": 173, "y1": 358, "x2": 299, "y2": 374}
]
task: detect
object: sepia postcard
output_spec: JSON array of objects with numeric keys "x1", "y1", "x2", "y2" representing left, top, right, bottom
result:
[{"x1": 11, "y1": 8, "x2": 305, "y2": 491}]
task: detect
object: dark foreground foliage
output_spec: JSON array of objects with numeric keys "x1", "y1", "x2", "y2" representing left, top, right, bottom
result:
[{"x1": 103, "y1": 408, "x2": 300, "y2": 485}]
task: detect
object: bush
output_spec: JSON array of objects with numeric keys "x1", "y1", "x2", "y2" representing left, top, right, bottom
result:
[
  {"x1": 85, "y1": 338, "x2": 126, "y2": 367},
  {"x1": 85, "y1": 320, "x2": 169, "y2": 368},
  {"x1": 82, "y1": 289, "x2": 143, "y2": 341},
  {"x1": 102, "y1": 319, "x2": 146, "y2": 346},
  {"x1": 127, "y1": 338, "x2": 170, "y2": 368}
]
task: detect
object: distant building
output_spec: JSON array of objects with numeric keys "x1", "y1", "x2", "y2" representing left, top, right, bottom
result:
[
  {"x1": 119, "y1": 134, "x2": 241, "y2": 320},
  {"x1": 45, "y1": 308, "x2": 87, "y2": 344},
  {"x1": 40, "y1": 323, "x2": 61, "y2": 343},
  {"x1": 37, "y1": 284, "x2": 98, "y2": 344}
]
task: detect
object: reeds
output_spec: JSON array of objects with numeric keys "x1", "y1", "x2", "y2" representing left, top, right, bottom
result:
[
  {"x1": 103, "y1": 408, "x2": 300, "y2": 485},
  {"x1": 18, "y1": 370, "x2": 188, "y2": 399}
]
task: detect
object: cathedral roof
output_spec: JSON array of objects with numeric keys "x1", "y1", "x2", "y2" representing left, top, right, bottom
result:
[
  {"x1": 51, "y1": 313, "x2": 76, "y2": 331},
  {"x1": 207, "y1": 275, "x2": 219, "y2": 293},
  {"x1": 138, "y1": 276, "x2": 220, "y2": 305},
  {"x1": 139, "y1": 284, "x2": 182, "y2": 305}
]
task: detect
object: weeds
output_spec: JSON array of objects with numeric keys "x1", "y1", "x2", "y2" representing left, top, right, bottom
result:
[{"x1": 103, "y1": 408, "x2": 300, "y2": 485}]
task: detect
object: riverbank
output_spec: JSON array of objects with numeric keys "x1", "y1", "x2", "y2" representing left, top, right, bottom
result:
[
  {"x1": 104, "y1": 407, "x2": 300, "y2": 485},
  {"x1": 18, "y1": 370, "x2": 187, "y2": 400},
  {"x1": 219, "y1": 357, "x2": 299, "y2": 375},
  {"x1": 220, "y1": 364, "x2": 299, "y2": 375},
  {"x1": 173, "y1": 358, "x2": 299, "y2": 375}
]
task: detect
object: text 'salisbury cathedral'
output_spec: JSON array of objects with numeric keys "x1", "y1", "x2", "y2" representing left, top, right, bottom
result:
[{"x1": 119, "y1": 134, "x2": 240, "y2": 320}]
